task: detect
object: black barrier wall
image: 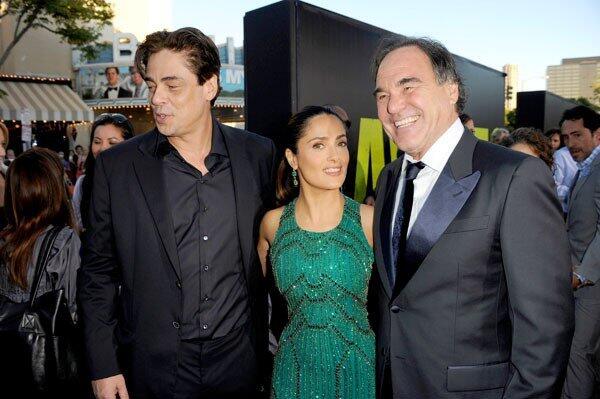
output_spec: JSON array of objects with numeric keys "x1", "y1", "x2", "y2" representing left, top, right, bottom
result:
[
  {"x1": 245, "y1": 0, "x2": 505, "y2": 200},
  {"x1": 516, "y1": 91, "x2": 579, "y2": 132}
]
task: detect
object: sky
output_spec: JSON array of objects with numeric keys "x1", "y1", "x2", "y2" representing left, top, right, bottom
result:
[{"x1": 173, "y1": 0, "x2": 600, "y2": 91}]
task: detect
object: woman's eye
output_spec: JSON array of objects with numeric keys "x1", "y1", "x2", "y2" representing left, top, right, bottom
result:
[
  {"x1": 338, "y1": 141, "x2": 347, "y2": 147},
  {"x1": 313, "y1": 143, "x2": 324, "y2": 149}
]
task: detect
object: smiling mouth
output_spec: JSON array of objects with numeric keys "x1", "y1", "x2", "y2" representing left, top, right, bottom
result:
[
  {"x1": 324, "y1": 167, "x2": 342, "y2": 175},
  {"x1": 394, "y1": 115, "x2": 420, "y2": 128}
]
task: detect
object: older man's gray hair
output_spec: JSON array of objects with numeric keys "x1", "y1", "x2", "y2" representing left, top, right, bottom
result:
[{"x1": 491, "y1": 127, "x2": 510, "y2": 144}]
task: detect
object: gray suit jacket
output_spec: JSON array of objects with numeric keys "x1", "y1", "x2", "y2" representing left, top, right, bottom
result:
[
  {"x1": 568, "y1": 152, "x2": 600, "y2": 283},
  {"x1": 370, "y1": 129, "x2": 574, "y2": 398}
]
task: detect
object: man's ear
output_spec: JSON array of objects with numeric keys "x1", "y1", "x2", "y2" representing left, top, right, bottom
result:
[
  {"x1": 203, "y1": 74, "x2": 219, "y2": 102},
  {"x1": 445, "y1": 81, "x2": 459, "y2": 106}
]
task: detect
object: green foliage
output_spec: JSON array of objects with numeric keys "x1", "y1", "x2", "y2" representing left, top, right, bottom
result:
[
  {"x1": 570, "y1": 97, "x2": 600, "y2": 112},
  {"x1": 0, "y1": 0, "x2": 114, "y2": 67},
  {"x1": 505, "y1": 109, "x2": 517, "y2": 130}
]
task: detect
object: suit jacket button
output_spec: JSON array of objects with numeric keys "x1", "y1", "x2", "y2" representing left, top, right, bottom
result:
[
  {"x1": 390, "y1": 305, "x2": 401, "y2": 313},
  {"x1": 176, "y1": 280, "x2": 182, "y2": 289},
  {"x1": 172, "y1": 321, "x2": 180, "y2": 329}
]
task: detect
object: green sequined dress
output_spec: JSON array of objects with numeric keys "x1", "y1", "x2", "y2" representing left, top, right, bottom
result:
[{"x1": 270, "y1": 196, "x2": 375, "y2": 399}]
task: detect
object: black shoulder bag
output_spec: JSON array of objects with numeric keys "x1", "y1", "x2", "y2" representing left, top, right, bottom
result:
[{"x1": 0, "y1": 226, "x2": 85, "y2": 394}]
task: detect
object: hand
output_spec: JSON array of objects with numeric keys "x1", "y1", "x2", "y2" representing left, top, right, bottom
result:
[{"x1": 92, "y1": 374, "x2": 129, "y2": 399}]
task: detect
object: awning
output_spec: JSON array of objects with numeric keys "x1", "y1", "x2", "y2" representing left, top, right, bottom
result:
[{"x1": 0, "y1": 80, "x2": 94, "y2": 122}]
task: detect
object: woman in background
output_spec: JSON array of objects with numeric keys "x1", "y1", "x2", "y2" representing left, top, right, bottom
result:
[
  {"x1": 508, "y1": 127, "x2": 554, "y2": 169},
  {"x1": 72, "y1": 113, "x2": 134, "y2": 230},
  {"x1": 0, "y1": 148, "x2": 81, "y2": 397},
  {"x1": 0, "y1": 122, "x2": 9, "y2": 229}
]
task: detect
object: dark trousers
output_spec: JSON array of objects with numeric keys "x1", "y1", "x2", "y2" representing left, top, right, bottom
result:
[
  {"x1": 173, "y1": 323, "x2": 259, "y2": 399},
  {"x1": 563, "y1": 285, "x2": 600, "y2": 399}
]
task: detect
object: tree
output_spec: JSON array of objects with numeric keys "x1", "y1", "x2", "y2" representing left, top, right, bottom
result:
[
  {"x1": 0, "y1": 0, "x2": 114, "y2": 69},
  {"x1": 570, "y1": 97, "x2": 600, "y2": 112},
  {"x1": 505, "y1": 109, "x2": 517, "y2": 130}
]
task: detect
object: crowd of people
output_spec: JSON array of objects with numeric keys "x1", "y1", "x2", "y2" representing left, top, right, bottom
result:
[{"x1": 0, "y1": 27, "x2": 598, "y2": 399}]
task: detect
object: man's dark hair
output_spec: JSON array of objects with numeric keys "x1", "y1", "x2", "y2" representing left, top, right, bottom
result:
[
  {"x1": 560, "y1": 105, "x2": 600, "y2": 134},
  {"x1": 459, "y1": 113, "x2": 472, "y2": 124},
  {"x1": 105, "y1": 66, "x2": 119, "y2": 75},
  {"x1": 135, "y1": 27, "x2": 222, "y2": 106},
  {"x1": 371, "y1": 36, "x2": 466, "y2": 113}
]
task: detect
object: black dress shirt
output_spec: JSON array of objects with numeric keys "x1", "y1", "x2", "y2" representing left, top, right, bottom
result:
[{"x1": 155, "y1": 119, "x2": 248, "y2": 340}]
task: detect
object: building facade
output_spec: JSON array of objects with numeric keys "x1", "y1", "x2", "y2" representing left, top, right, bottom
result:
[
  {"x1": 547, "y1": 57, "x2": 600, "y2": 106},
  {"x1": 503, "y1": 64, "x2": 519, "y2": 111}
]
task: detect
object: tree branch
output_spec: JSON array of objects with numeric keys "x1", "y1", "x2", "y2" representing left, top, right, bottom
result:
[{"x1": 0, "y1": 5, "x2": 41, "y2": 69}]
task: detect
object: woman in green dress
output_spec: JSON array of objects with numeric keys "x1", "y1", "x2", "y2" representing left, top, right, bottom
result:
[{"x1": 258, "y1": 105, "x2": 375, "y2": 399}]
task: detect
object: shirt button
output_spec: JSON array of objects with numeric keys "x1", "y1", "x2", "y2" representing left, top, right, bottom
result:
[
  {"x1": 172, "y1": 321, "x2": 180, "y2": 329},
  {"x1": 202, "y1": 324, "x2": 208, "y2": 330},
  {"x1": 202, "y1": 235, "x2": 208, "y2": 241},
  {"x1": 203, "y1": 264, "x2": 209, "y2": 271}
]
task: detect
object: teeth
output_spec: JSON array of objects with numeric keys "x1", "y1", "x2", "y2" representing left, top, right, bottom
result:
[
  {"x1": 324, "y1": 167, "x2": 341, "y2": 173},
  {"x1": 394, "y1": 115, "x2": 419, "y2": 128}
]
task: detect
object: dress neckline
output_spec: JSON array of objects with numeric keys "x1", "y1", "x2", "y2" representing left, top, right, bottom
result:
[{"x1": 291, "y1": 195, "x2": 348, "y2": 235}]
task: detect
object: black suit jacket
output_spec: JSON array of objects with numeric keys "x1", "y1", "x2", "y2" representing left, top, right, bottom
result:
[
  {"x1": 103, "y1": 87, "x2": 133, "y2": 98},
  {"x1": 370, "y1": 129, "x2": 574, "y2": 398},
  {"x1": 78, "y1": 122, "x2": 277, "y2": 396}
]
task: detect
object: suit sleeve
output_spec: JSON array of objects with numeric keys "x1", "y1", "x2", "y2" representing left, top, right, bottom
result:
[
  {"x1": 575, "y1": 172, "x2": 600, "y2": 282},
  {"x1": 500, "y1": 157, "x2": 574, "y2": 397},
  {"x1": 77, "y1": 153, "x2": 122, "y2": 380}
]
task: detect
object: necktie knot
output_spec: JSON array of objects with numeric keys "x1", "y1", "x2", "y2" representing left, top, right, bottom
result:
[
  {"x1": 406, "y1": 161, "x2": 425, "y2": 181},
  {"x1": 108, "y1": 87, "x2": 118, "y2": 91}
]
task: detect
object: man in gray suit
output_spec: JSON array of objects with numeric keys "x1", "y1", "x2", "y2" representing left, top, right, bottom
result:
[
  {"x1": 369, "y1": 36, "x2": 574, "y2": 398},
  {"x1": 562, "y1": 105, "x2": 600, "y2": 399}
]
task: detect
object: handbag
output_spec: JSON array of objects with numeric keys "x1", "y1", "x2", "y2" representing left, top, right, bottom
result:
[{"x1": 0, "y1": 226, "x2": 85, "y2": 394}]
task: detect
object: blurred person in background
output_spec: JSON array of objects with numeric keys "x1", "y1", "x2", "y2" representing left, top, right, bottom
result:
[
  {"x1": 491, "y1": 127, "x2": 510, "y2": 144},
  {"x1": 0, "y1": 148, "x2": 82, "y2": 397},
  {"x1": 509, "y1": 127, "x2": 554, "y2": 169},
  {"x1": 72, "y1": 113, "x2": 134, "y2": 231},
  {"x1": 0, "y1": 122, "x2": 8, "y2": 229},
  {"x1": 459, "y1": 113, "x2": 475, "y2": 134},
  {"x1": 121, "y1": 65, "x2": 149, "y2": 98},
  {"x1": 545, "y1": 128, "x2": 563, "y2": 152},
  {"x1": 549, "y1": 125, "x2": 578, "y2": 215},
  {"x1": 99, "y1": 67, "x2": 132, "y2": 99}
]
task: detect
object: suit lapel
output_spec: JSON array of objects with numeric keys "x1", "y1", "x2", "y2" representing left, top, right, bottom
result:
[
  {"x1": 375, "y1": 157, "x2": 403, "y2": 297},
  {"x1": 393, "y1": 129, "x2": 481, "y2": 298},
  {"x1": 571, "y1": 155, "x2": 600, "y2": 202},
  {"x1": 133, "y1": 130, "x2": 182, "y2": 279},
  {"x1": 220, "y1": 123, "x2": 256, "y2": 281}
]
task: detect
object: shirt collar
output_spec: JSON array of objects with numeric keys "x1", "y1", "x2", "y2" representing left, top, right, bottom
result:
[
  {"x1": 154, "y1": 117, "x2": 227, "y2": 158},
  {"x1": 405, "y1": 118, "x2": 464, "y2": 172},
  {"x1": 577, "y1": 144, "x2": 600, "y2": 172}
]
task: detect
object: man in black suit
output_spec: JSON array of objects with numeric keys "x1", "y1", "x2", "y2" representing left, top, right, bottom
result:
[
  {"x1": 78, "y1": 28, "x2": 276, "y2": 398},
  {"x1": 101, "y1": 66, "x2": 133, "y2": 99},
  {"x1": 369, "y1": 36, "x2": 574, "y2": 398}
]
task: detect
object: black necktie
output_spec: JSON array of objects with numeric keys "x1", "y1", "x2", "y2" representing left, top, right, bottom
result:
[{"x1": 391, "y1": 161, "x2": 425, "y2": 285}]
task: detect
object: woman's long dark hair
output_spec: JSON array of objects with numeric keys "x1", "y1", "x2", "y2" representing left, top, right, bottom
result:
[
  {"x1": 0, "y1": 148, "x2": 76, "y2": 289},
  {"x1": 80, "y1": 114, "x2": 134, "y2": 230},
  {"x1": 276, "y1": 105, "x2": 350, "y2": 206}
]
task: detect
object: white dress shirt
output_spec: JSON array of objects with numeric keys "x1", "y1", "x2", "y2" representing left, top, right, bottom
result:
[
  {"x1": 552, "y1": 146, "x2": 578, "y2": 213},
  {"x1": 391, "y1": 118, "x2": 464, "y2": 236}
]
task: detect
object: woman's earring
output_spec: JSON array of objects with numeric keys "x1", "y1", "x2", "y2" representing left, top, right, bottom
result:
[{"x1": 291, "y1": 169, "x2": 298, "y2": 187}]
